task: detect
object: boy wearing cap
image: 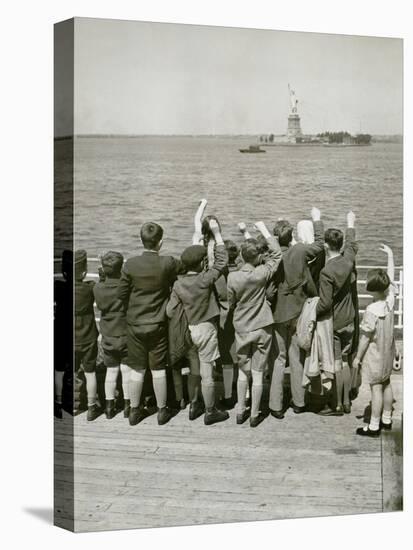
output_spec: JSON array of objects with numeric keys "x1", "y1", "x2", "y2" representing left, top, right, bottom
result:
[
  {"x1": 167, "y1": 219, "x2": 229, "y2": 425},
  {"x1": 74, "y1": 249, "x2": 100, "y2": 421},
  {"x1": 94, "y1": 251, "x2": 132, "y2": 420},
  {"x1": 227, "y1": 222, "x2": 282, "y2": 427},
  {"x1": 117, "y1": 222, "x2": 182, "y2": 426}
]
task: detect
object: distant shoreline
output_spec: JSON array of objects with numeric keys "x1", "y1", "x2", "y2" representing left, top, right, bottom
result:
[{"x1": 55, "y1": 134, "x2": 403, "y2": 143}]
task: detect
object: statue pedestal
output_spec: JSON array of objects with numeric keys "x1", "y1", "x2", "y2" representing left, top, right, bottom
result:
[{"x1": 287, "y1": 114, "x2": 302, "y2": 143}]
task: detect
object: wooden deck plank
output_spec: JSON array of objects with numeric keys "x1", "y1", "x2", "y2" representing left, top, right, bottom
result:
[{"x1": 53, "y1": 374, "x2": 403, "y2": 531}]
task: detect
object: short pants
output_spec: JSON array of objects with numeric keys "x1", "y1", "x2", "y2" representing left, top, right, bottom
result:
[
  {"x1": 189, "y1": 320, "x2": 220, "y2": 364},
  {"x1": 101, "y1": 335, "x2": 129, "y2": 368},
  {"x1": 127, "y1": 323, "x2": 168, "y2": 371},
  {"x1": 75, "y1": 340, "x2": 98, "y2": 373},
  {"x1": 235, "y1": 326, "x2": 273, "y2": 372}
]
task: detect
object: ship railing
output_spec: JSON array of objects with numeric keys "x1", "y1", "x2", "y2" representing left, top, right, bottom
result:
[{"x1": 54, "y1": 258, "x2": 404, "y2": 331}]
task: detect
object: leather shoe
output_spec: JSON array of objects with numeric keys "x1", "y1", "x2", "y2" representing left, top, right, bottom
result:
[
  {"x1": 317, "y1": 406, "x2": 344, "y2": 417},
  {"x1": 270, "y1": 409, "x2": 285, "y2": 419},
  {"x1": 343, "y1": 403, "x2": 351, "y2": 414},
  {"x1": 356, "y1": 426, "x2": 381, "y2": 438},
  {"x1": 123, "y1": 399, "x2": 131, "y2": 418},
  {"x1": 250, "y1": 412, "x2": 266, "y2": 428},
  {"x1": 189, "y1": 401, "x2": 205, "y2": 421},
  {"x1": 129, "y1": 406, "x2": 148, "y2": 426},
  {"x1": 105, "y1": 400, "x2": 116, "y2": 419},
  {"x1": 236, "y1": 410, "x2": 250, "y2": 425},
  {"x1": 157, "y1": 406, "x2": 175, "y2": 425},
  {"x1": 204, "y1": 407, "x2": 229, "y2": 426},
  {"x1": 87, "y1": 404, "x2": 101, "y2": 422}
]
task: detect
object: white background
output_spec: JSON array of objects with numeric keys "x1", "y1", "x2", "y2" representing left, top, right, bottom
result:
[{"x1": 0, "y1": 0, "x2": 411, "y2": 548}]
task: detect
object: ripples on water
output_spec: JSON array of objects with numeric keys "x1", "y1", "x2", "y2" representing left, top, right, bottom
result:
[{"x1": 65, "y1": 137, "x2": 402, "y2": 266}]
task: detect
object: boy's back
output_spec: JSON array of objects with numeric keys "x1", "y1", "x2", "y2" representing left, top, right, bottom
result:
[
  {"x1": 94, "y1": 278, "x2": 126, "y2": 337},
  {"x1": 118, "y1": 252, "x2": 181, "y2": 327},
  {"x1": 228, "y1": 235, "x2": 281, "y2": 333},
  {"x1": 75, "y1": 279, "x2": 98, "y2": 345}
]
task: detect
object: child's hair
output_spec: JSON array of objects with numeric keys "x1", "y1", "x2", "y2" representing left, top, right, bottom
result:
[
  {"x1": 325, "y1": 228, "x2": 343, "y2": 252},
  {"x1": 273, "y1": 220, "x2": 293, "y2": 247},
  {"x1": 74, "y1": 249, "x2": 87, "y2": 280},
  {"x1": 101, "y1": 251, "x2": 124, "y2": 278},
  {"x1": 241, "y1": 238, "x2": 260, "y2": 265},
  {"x1": 181, "y1": 244, "x2": 207, "y2": 272},
  {"x1": 140, "y1": 222, "x2": 163, "y2": 250},
  {"x1": 256, "y1": 234, "x2": 269, "y2": 254},
  {"x1": 201, "y1": 215, "x2": 221, "y2": 243},
  {"x1": 366, "y1": 268, "x2": 391, "y2": 292},
  {"x1": 224, "y1": 239, "x2": 239, "y2": 263}
]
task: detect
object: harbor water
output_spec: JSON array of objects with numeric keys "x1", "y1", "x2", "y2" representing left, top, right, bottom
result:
[{"x1": 67, "y1": 136, "x2": 402, "y2": 265}]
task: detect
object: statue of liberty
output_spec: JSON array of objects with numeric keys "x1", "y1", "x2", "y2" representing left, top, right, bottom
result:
[{"x1": 288, "y1": 83, "x2": 298, "y2": 114}]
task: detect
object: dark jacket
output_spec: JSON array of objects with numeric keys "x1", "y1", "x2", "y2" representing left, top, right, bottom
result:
[
  {"x1": 316, "y1": 227, "x2": 358, "y2": 331},
  {"x1": 94, "y1": 277, "x2": 126, "y2": 338},
  {"x1": 167, "y1": 244, "x2": 228, "y2": 326},
  {"x1": 117, "y1": 251, "x2": 182, "y2": 327},
  {"x1": 272, "y1": 220, "x2": 325, "y2": 324},
  {"x1": 74, "y1": 279, "x2": 98, "y2": 346}
]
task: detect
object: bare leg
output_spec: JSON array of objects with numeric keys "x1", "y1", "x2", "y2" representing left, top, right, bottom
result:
[
  {"x1": 382, "y1": 381, "x2": 394, "y2": 425},
  {"x1": 370, "y1": 383, "x2": 383, "y2": 430}
]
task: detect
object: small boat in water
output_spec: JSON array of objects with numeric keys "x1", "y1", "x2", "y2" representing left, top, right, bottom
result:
[{"x1": 239, "y1": 145, "x2": 266, "y2": 153}]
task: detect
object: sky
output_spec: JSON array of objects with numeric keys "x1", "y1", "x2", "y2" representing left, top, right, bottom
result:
[{"x1": 56, "y1": 17, "x2": 403, "y2": 136}]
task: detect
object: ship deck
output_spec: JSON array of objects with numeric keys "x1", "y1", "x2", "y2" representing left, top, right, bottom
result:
[{"x1": 54, "y1": 372, "x2": 403, "y2": 532}]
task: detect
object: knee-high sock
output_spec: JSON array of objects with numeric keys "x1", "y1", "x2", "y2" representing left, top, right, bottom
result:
[
  {"x1": 120, "y1": 364, "x2": 132, "y2": 400},
  {"x1": 54, "y1": 370, "x2": 64, "y2": 404},
  {"x1": 85, "y1": 372, "x2": 97, "y2": 406},
  {"x1": 172, "y1": 368, "x2": 184, "y2": 402},
  {"x1": 188, "y1": 374, "x2": 201, "y2": 403},
  {"x1": 237, "y1": 367, "x2": 250, "y2": 414},
  {"x1": 129, "y1": 369, "x2": 145, "y2": 408},
  {"x1": 251, "y1": 371, "x2": 264, "y2": 418},
  {"x1": 222, "y1": 364, "x2": 234, "y2": 399},
  {"x1": 105, "y1": 366, "x2": 119, "y2": 400},
  {"x1": 342, "y1": 362, "x2": 351, "y2": 406},
  {"x1": 200, "y1": 361, "x2": 215, "y2": 409},
  {"x1": 152, "y1": 369, "x2": 167, "y2": 409}
]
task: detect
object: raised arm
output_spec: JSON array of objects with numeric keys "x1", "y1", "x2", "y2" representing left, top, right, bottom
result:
[
  {"x1": 238, "y1": 222, "x2": 252, "y2": 240},
  {"x1": 201, "y1": 219, "x2": 228, "y2": 285},
  {"x1": 342, "y1": 211, "x2": 358, "y2": 261},
  {"x1": 380, "y1": 243, "x2": 396, "y2": 307},
  {"x1": 192, "y1": 199, "x2": 208, "y2": 245},
  {"x1": 254, "y1": 221, "x2": 282, "y2": 281},
  {"x1": 305, "y1": 207, "x2": 325, "y2": 259}
]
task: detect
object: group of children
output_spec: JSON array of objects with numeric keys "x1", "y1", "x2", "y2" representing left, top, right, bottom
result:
[{"x1": 54, "y1": 200, "x2": 397, "y2": 436}]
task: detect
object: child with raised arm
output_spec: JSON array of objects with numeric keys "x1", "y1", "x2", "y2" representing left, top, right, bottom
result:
[
  {"x1": 316, "y1": 211, "x2": 358, "y2": 416},
  {"x1": 93, "y1": 251, "x2": 132, "y2": 419},
  {"x1": 354, "y1": 244, "x2": 396, "y2": 437},
  {"x1": 167, "y1": 219, "x2": 229, "y2": 425},
  {"x1": 227, "y1": 222, "x2": 282, "y2": 427}
]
